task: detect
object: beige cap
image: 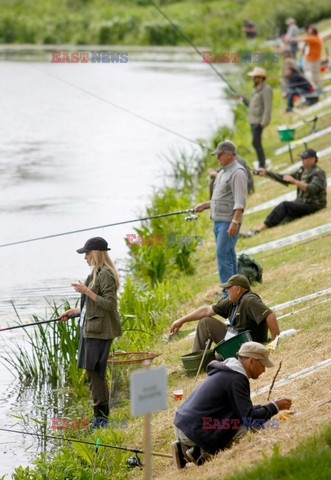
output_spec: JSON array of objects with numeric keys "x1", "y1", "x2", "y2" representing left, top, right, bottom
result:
[
  {"x1": 286, "y1": 17, "x2": 295, "y2": 25},
  {"x1": 247, "y1": 67, "x2": 267, "y2": 78},
  {"x1": 238, "y1": 341, "x2": 274, "y2": 368},
  {"x1": 212, "y1": 140, "x2": 236, "y2": 156}
]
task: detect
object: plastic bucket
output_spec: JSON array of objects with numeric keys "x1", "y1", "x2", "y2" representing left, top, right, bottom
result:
[
  {"x1": 277, "y1": 128, "x2": 295, "y2": 142},
  {"x1": 214, "y1": 331, "x2": 252, "y2": 360},
  {"x1": 181, "y1": 349, "x2": 215, "y2": 376}
]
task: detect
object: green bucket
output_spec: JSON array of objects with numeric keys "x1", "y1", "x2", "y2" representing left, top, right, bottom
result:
[
  {"x1": 181, "y1": 349, "x2": 215, "y2": 376},
  {"x1": 277, "y1": 127, "x2": 295, "y2": 142},
  {"x1": 214, "y1": 331, "x2": 252, "y2": 360}
]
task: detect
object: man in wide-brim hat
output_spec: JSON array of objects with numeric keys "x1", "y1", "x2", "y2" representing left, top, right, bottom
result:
[{"x1": 240, "y1": 67, "x2": 273, "y2": 169}]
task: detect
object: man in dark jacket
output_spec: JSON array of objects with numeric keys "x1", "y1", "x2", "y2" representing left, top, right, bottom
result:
[
  {"x1": 170, "y1": 274, "x2": 279, "y2": 349},
  {"x1": 172, "y1": 342, "x2": 292, "y2": 468},
  {"x1": 241, "y1": 148, "x2": 327, "y2": 236},
  {"x1": 283, "y1": 64, "x2": 315, "y2": 111}
]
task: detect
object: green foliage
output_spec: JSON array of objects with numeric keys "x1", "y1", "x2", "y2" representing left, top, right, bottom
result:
[
  {"x1": 142, "y1": 21, "x2": 182, "y2": 45},
  {"x1": 3, "y1": 0, "x2": 331, "y2": 46},
  {"x1": 222, "y1": 424, "x2": 331, "y2": 480},
  {"x1": 12, "y1": 428, "x2": 130, "y2": 479},
  {"x1": 118, "y1": 275, "x2": 188, "y2": 351},
  {"x1": 97, "y1": 17, "x2": 138, "y2": 44},
  {"x1": 123, "y1": 148, "x2": 207, "y2": 287}
]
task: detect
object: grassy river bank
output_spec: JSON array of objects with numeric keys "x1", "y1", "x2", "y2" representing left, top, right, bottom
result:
[{"x1": 4, "y1": 3, "x2": 331, "y2": 480}]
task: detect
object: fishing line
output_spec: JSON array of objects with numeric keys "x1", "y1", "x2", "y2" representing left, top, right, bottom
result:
[
  {"x1": 0, "y1": 208, "x2": 195, "y2": 248},
  {"x1": 0, "y1": 427, "x2": 172, "y2": 458},
  {"x1": 33, "y1": 66, "x2": 211, "y2": 152},
  {"x1": 148, "y1": 0, "x2": 239, "y2": 96}
]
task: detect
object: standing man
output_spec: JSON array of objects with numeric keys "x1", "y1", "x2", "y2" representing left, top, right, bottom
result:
[
  {"x1": 241, "y1": 148, "x2": 327, "y2": 236},
  {"x1": 172, "y1": 342, "x2": 292, "y2": 468},
  {"x1": 284, "y1": 18, "x2": 300, "y2": 58},
  {"x1": 195, "y1": 141, "x2": 247, "y2": 295},
  {"x1": 241, "y1": 67, "x2": 273, "y2": 168},
  {"x1": 303, "y1": 26, "x2": 323, "y2": 92}
]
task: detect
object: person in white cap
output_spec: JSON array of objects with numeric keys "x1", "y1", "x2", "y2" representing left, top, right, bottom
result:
[
  {"x1": 284, "y1": 18, "x2": 300, "y2": 58},
  {"x1": 172, "y1": 341, "x2": 291, "y2": 468},
  {"x1": 240, "y1": 67, "x2": 273, "y2": 168}
]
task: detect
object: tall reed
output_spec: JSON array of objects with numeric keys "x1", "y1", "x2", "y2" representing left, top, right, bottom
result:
[{"x1": 0, "y1": 303, "x2": 83, "y2": 390}]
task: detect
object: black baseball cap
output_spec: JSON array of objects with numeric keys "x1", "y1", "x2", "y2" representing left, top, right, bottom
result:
[
  {"x1": 299, "y1": 148, "x2": 318, "y2": 160},
  {"x1": 76, "y1": 237, "x2": 110, "y2": 254}
]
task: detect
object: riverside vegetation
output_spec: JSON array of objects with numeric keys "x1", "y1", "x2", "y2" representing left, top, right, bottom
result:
[
  {"x1": 1, "y1": 0, "x2": 331, "y2": 46},
  {"x1": 3, "y1": 6, "x2": 331, "y2": 480}
]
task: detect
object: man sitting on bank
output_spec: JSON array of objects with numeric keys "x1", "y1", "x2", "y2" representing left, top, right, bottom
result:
[
  {"x1": 241, "y1": 148, "x2": 327, "y2": 237},
  {"x1": 172, "y1": 342, "x2": 292, "y2": 468},
  {"x1": 170, "y1": 274, "x2": 279, "y2": 351}
]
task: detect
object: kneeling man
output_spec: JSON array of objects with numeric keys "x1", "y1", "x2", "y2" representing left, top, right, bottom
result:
[{"x1": 172, "y1": 342, "x2": 291, "y2": 468}]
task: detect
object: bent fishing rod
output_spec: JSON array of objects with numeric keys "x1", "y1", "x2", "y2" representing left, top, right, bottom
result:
[
  {"x1": 0, "y1": 427, "x2": 172, "y2": 459},
  {"x1": 0, "y1": 208, "x2": 196, "y2": 248},
  {"x1": 149, "y1": 0, "x2": 239, "y2": 96},
  {"x1": 0, "y1": 315, "x2": 79, "y2": 332}
]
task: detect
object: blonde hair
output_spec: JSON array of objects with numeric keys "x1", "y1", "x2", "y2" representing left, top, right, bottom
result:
[{"x1": 89, "y1": 250, "x2": 120, "y2": 290}]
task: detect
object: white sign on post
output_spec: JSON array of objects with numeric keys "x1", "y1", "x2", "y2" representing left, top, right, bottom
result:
[{"x1": 130, "y1": 366, "x2": 167, "y2": 417}]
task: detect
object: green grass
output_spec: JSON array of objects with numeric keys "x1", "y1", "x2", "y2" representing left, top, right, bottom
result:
[{"x1": 214, "y1": 423, "x2": 331, "y2": 480}]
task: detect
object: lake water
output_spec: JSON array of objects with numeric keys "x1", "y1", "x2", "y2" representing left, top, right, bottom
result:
[{"x1": 0, "y1": 50, "x2": 233, "y2": 476}]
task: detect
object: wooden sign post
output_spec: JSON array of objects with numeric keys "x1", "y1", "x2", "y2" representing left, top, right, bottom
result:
[{"x1": 130, "y1": 366, "x2": 167, "y2": 480}]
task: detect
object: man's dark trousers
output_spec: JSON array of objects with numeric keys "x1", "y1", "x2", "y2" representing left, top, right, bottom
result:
[
  {"x1": 251, "y1": 124, "x2": 265, "y2": 168},
  {"x1": 265, "y1": 201, "x2": 318, "y2": 227}
]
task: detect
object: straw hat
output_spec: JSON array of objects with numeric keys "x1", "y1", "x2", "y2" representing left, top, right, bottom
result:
[
  {"x1": 285, "y1": 17, "x2": 295, "y2": 25},
  {"x1": 247, "y1": 67, "x2": 267, "y2": 78}
]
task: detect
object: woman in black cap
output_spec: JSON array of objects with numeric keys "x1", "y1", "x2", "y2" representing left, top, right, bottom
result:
[{"x1": 60, "y1": 236, "x2": 122, "y2": 424}]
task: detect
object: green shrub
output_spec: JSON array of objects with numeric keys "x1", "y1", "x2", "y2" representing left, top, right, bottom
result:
[
  {"x1": 98, "y1": 17, "x2": 138, "y2": 44},
  {"x1": 142, "y1": 21, "x2": 182, "y2": 45}
]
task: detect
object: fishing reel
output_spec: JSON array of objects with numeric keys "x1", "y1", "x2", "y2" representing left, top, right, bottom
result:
[
  {"x1": 126, "y1": 454, "x2": 143, "y2": 470},
  {"x1": 185, "y1": 214, "x2": 198, "y2": 221}
]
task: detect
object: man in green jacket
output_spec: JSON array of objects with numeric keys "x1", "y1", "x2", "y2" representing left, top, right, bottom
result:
[
  {"x1": 241, "y1": 67, "x2": 273, "y2": 168},
  {"x1": 170, "y1": 274, "x2": 279, "y2": 350},
  {"x1": 242, "y1": 148, "x2": 327, "y2": 236}
]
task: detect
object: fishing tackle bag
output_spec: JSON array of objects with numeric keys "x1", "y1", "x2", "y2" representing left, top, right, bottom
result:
[{"x1": 237, "y1": 253, "x2": 263, "y2": 284}]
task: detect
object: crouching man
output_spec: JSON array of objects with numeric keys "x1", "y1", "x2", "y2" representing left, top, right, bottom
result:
[{"x1": 172, "y1": 342, "x2": 291, "y2": 468}]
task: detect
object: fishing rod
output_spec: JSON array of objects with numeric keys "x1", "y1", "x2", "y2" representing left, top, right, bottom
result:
[
  {"x1": 0, "y1": 315, "x2": 79, "y2": 332},
  {"x1": 148, "y1": 0, "x2": 239, "y2": 96},
  {"x1": 0, "y1": 208, "x2": 196, "y2": 248},
  {"x1": 33, "y1": 66, "x2": 211, "y2": 153},
  {"x1": 0, "y1": 427, "x2": 172, "y2": 459}
]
